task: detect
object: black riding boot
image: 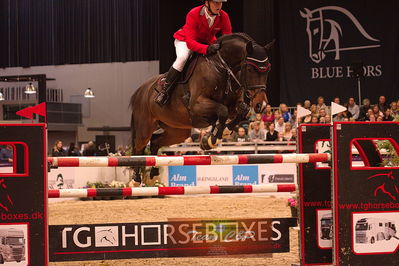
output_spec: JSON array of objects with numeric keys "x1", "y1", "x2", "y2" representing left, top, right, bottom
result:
[{"x1": 155, "y1": 67, "x2": 181, "y2": 105}]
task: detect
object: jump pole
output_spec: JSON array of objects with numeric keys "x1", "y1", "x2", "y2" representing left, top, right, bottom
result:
[
  {"x1": 48, "y1": 153, "x2": 330, "y2": 167},
  {"x1": 48, "y1": 184, "x2": 297, "y2": 198}
]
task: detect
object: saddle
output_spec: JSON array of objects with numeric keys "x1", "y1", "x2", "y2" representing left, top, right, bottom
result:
[{"x1": 155, "y1": 54, "x2": 200, "y2": 107}]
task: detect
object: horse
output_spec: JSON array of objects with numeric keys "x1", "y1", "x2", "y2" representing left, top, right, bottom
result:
[{"x1": 130, "y1": 33, "x2": 273, "y2": 183}]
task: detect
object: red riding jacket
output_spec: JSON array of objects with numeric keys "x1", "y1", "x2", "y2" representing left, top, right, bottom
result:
[{"x1": 173, "y1": 5, "x2": 232, "y2": 55}]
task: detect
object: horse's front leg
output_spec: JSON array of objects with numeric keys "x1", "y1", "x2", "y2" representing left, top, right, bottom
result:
[
  {"x1": 226, "y1": 102, "x2": 250, "y2": 131},
  {"x1": 191, "y1": 97, "x2": 229, "y2": 150}
]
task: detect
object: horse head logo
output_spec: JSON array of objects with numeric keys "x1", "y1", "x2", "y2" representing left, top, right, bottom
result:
[
  {"x1": 300, "y1": 6, "x2": 380, "y2": 63},
  {"x1": 368, "y1": 171, "x2": 399, "y2": 201},
  {"x1": 0, "y1": 179, "x2": 14, "y2": 212}
]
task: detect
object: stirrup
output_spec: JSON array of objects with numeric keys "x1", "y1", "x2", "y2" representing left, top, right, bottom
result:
[{"x1": 155, "y1": 91, "x2": 169, "y2": 105}]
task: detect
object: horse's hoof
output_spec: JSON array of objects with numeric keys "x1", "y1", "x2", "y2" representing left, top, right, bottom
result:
[
  {"x1": 207, "y1": 135, "x2": 221, "y2": 148},
  {"x1": 150, "y1": 167, "x2": 160, "y2": 178},
  {"x1": 200, "y1": 134, "x2": 221, "y2": 150}
]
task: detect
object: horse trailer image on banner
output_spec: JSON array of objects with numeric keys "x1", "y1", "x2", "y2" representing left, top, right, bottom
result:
[
  {"x1": 355, "y1": 218, "x2": 397, "y2": 244},
  {"x1": 0, "y1": 228, "x2": 26, "y2": 263},
  {"x1": 320, "y1": 213, "x2": 333, "y2": 240}
]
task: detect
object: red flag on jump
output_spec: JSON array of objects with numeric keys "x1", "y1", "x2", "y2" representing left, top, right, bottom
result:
[
  {"x1": 30, "y1": 102, "x2": 46, "y2": 117},
  {"x1": 16, "y1": 103, "x2": 46, "y2": 120},
  {"x1": 16, "y1": 107, "x2": 34, "y2": 119}
]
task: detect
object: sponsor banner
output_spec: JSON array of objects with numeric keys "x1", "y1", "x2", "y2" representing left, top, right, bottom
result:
[
  {"x1": 168, "y1": 166, "x2": 196, "y2": 186},
  {"x1": 0, "y1": 125, "x2": 47, "y2": 265},
  {"x1": 48, "y1": 168, "x2": 75, "y2": 190},
  {"x1": 196, "y1": 165, "x2": 232, "y2": 186},
  {"x1": 333, "y1": 122, "x2": 399, "y2": 265},
  {"x1": 258, "y1": 163, "x2": 296, "y2": 184},
  {"x1": 49, "y1": 218, "x2": 297, "y2": 261},
  {"x1": 298, "y1": 124, "x2": 332, "y2": 265},
  {"x1": 278, "y1": 1, "x2": 399, "y2": 105},
  {"x1": 232, "y1": 166, "x2": 258, "y2": 185}
]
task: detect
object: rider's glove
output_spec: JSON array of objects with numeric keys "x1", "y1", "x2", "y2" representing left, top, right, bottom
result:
[{"x1": 206, "y1": 43, "x2": 221, "y2": 55}]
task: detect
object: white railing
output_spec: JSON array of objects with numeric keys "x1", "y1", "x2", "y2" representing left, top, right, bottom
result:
[{"x1": 162, "y1": 141, "x2": 296, "y2": 154}]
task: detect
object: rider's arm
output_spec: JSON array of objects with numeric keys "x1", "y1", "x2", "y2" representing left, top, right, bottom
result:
[{"x1": 184, "y1": 11, "x2": 209, "y2": 55}]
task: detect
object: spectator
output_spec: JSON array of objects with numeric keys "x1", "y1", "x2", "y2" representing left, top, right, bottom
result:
[
  {"x1": 290, "y1": 128, "x2": 297, "y2": 141},
  {"x1": 310, "y1": 104, "x2": 318, "y2": 116},
  {"x1": 319, "y1": 108, "x2": 328, "y2": 120},
  {"x1": 283, "y1": 123, "x2": 293, "y2": 140},
  {"x1": 273, "y1": 110, "x2": 282, "y2": 124},
  {"x1": 275, "y1": 117, "x2": 285, "y2": 133},
  {"x1": 372, "y1": 105, "x2": 383, "y2": 118},
  {"x1": 52, "y1": 140, "x2": 66, "y2": 157},
  {"x1": 319, "y1": 117, "x2": 326, "y2": 123},
  {"x1": 261, "y1": 104, "x2": 274, "y2": 123},
  {"x1": 289, "y1": 109, "x2": 298, "y2": 128},
  {"x1": 249, "y1": 113, "x2": 265, "y2": 131},
  {"x1": 265, "y1": 123, "x2": 278, "y2": 141},
  {"x1": 333, "y1": 112, "x2": 345, "y2": 122},
  {"x1": 280, "y1": 103, "x2": 292, "y2": 123},
  {"x1": 316, "y1": 96, "x2": 328, "y2": 113},
  {"x1": 222, "y1": 128, "x2": 234, "y2": 142},
  {"x1": 347, "y1": 97, "x2": 360, "y2": 120},
  {"x1": 390, "y1": 101, "x2": 399, "y2": 120},
  {"x1": 83, "y1": 141, "x2": 96, "y2": 156},
  {"x1": 277, "y1": 131, "x2": 285, "y2": 141},
  {"x1": 233, "y1": 127, "x2": 250, "y2": 142},
  {"x1": 67, "y1": 142, "x2": 81, "y2": 156},
  {"x1": 303, "y1": 100, "x2": 311, "y2": 109},
  {"x1": 333, "y1": 97, "x2": 341, "y2": 105},
  {"x1": 366, "y1": 109, "x2": 374, "y2": 121},
  {"x1": 325, "y1": 115, "x2": 332, "y2": 124},
  {"x1": 358, "y1": 98, "x2": 371, "y2": 121},
  {"x1": 377, "y1": 95, "x2": 388, "y2": 112},
  {"x1": 311, "y1": 115, "x2": 319, "y2": 123},
  {"x1": 249, "y1": 121, "x2": 265, "y2": 141},
  {"x1": 376, "y1": 115, "x2": 384, "y2": 122},
  {"x1": 303, "y1": 114, "x2": 312, "y2": 123},
  {"x1": 383, "y1": 109, "x2": 394, "y2": 121}
]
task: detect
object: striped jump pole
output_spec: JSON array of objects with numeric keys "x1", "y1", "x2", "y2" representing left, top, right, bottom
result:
[
  {"x1": 48, "y1": 153, "x2": 330, "y2": 167},
  {"x1": 48, "y1": 184, "x2": 297, "y2": 198}
]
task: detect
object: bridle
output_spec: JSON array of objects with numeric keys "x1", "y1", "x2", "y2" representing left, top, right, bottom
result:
[
  {"x1": 212, "y1": 50, "x2": 271, "y2": 104},
  {"x1": 241, "y1": 56, "x2": 271, "y2": 104}
]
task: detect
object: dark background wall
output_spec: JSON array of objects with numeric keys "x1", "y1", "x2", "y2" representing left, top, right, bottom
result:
[{"x1": 159, "y1": 0, "x2": 280, "y2": 105}]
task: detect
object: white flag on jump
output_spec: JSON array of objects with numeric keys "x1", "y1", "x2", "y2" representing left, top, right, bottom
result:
[
  {"x1": 297, "y1": 105, "x2": 311, "y2": 119},
  {"x1": 331, "y1": 102, "x2": 347, "y2": 116}
]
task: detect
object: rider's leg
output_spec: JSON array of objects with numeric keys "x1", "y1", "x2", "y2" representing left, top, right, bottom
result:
[{"x1": 155, "y1": 40, "x2": 192, "y2": 105}]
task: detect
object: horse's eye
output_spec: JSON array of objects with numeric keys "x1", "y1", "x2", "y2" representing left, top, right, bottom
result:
[{"x1": 313, "y1": 28, "x2": 319, "y2": 35}]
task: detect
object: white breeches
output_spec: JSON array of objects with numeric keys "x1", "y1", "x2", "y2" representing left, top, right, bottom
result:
[{"x1": 172, "y1": 39, "x2": 193, "y2": 72}]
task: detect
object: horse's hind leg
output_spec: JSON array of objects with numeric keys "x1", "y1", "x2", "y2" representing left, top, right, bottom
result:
[
  {"x1": 191, "y1": 97, "x2": 229, "y2": 150},
  {"x1": 148, "y1": 126, "x2": 191, "y2": 180},
  {"x1": 131, "y1": 116, "x2": 157, "y2": 184}
]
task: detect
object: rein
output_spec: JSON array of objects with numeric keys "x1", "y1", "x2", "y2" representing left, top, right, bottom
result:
[{"x1": 207, "y1": 49, "x2": 270, "y2": 101}]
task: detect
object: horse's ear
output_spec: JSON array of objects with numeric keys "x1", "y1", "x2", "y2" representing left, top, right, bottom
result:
[
  {"x1": 246, "y1": 41, "x2": 254, "y2": 55},
  {"x1": 299, "y1": 8, "x2": 312, "y2": 18},
  {"x1": 264, "y1": 39, "x2": 275, "y2": 51}
]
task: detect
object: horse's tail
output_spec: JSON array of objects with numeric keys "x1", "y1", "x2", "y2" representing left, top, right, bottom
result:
[{"x1": 129, "y1": 90, "x2": 139, "y2": 155}]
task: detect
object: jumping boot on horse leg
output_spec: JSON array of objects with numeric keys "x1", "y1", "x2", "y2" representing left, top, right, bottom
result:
[{"x1": 155, "y1": 66, "x2": 181, "y2": 105}]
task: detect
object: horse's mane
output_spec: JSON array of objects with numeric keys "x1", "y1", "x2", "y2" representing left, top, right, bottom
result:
[{"x1": 217, "y1": 32, "x2": 256, "y2": 44}]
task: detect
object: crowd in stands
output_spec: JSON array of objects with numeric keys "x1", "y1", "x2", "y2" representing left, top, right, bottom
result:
[
  {"x1": 51, "y1": 140, "x2": 127, "y2": 157},
  {"x1": 51, "y1": 95, "x2": 399, "y2": 156},
  {"x1": 184, "y1": 95, "x2": 399, "y2": 146}
]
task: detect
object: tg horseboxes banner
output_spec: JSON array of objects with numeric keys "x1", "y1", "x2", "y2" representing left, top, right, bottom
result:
[{"x1": 278, "y1": 1, "x2": 399, "y2": 105}]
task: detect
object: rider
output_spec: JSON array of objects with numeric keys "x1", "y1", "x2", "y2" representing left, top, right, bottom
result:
[{"x1": 155, "y1": 0, "x2": 232, "y2": 105}]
